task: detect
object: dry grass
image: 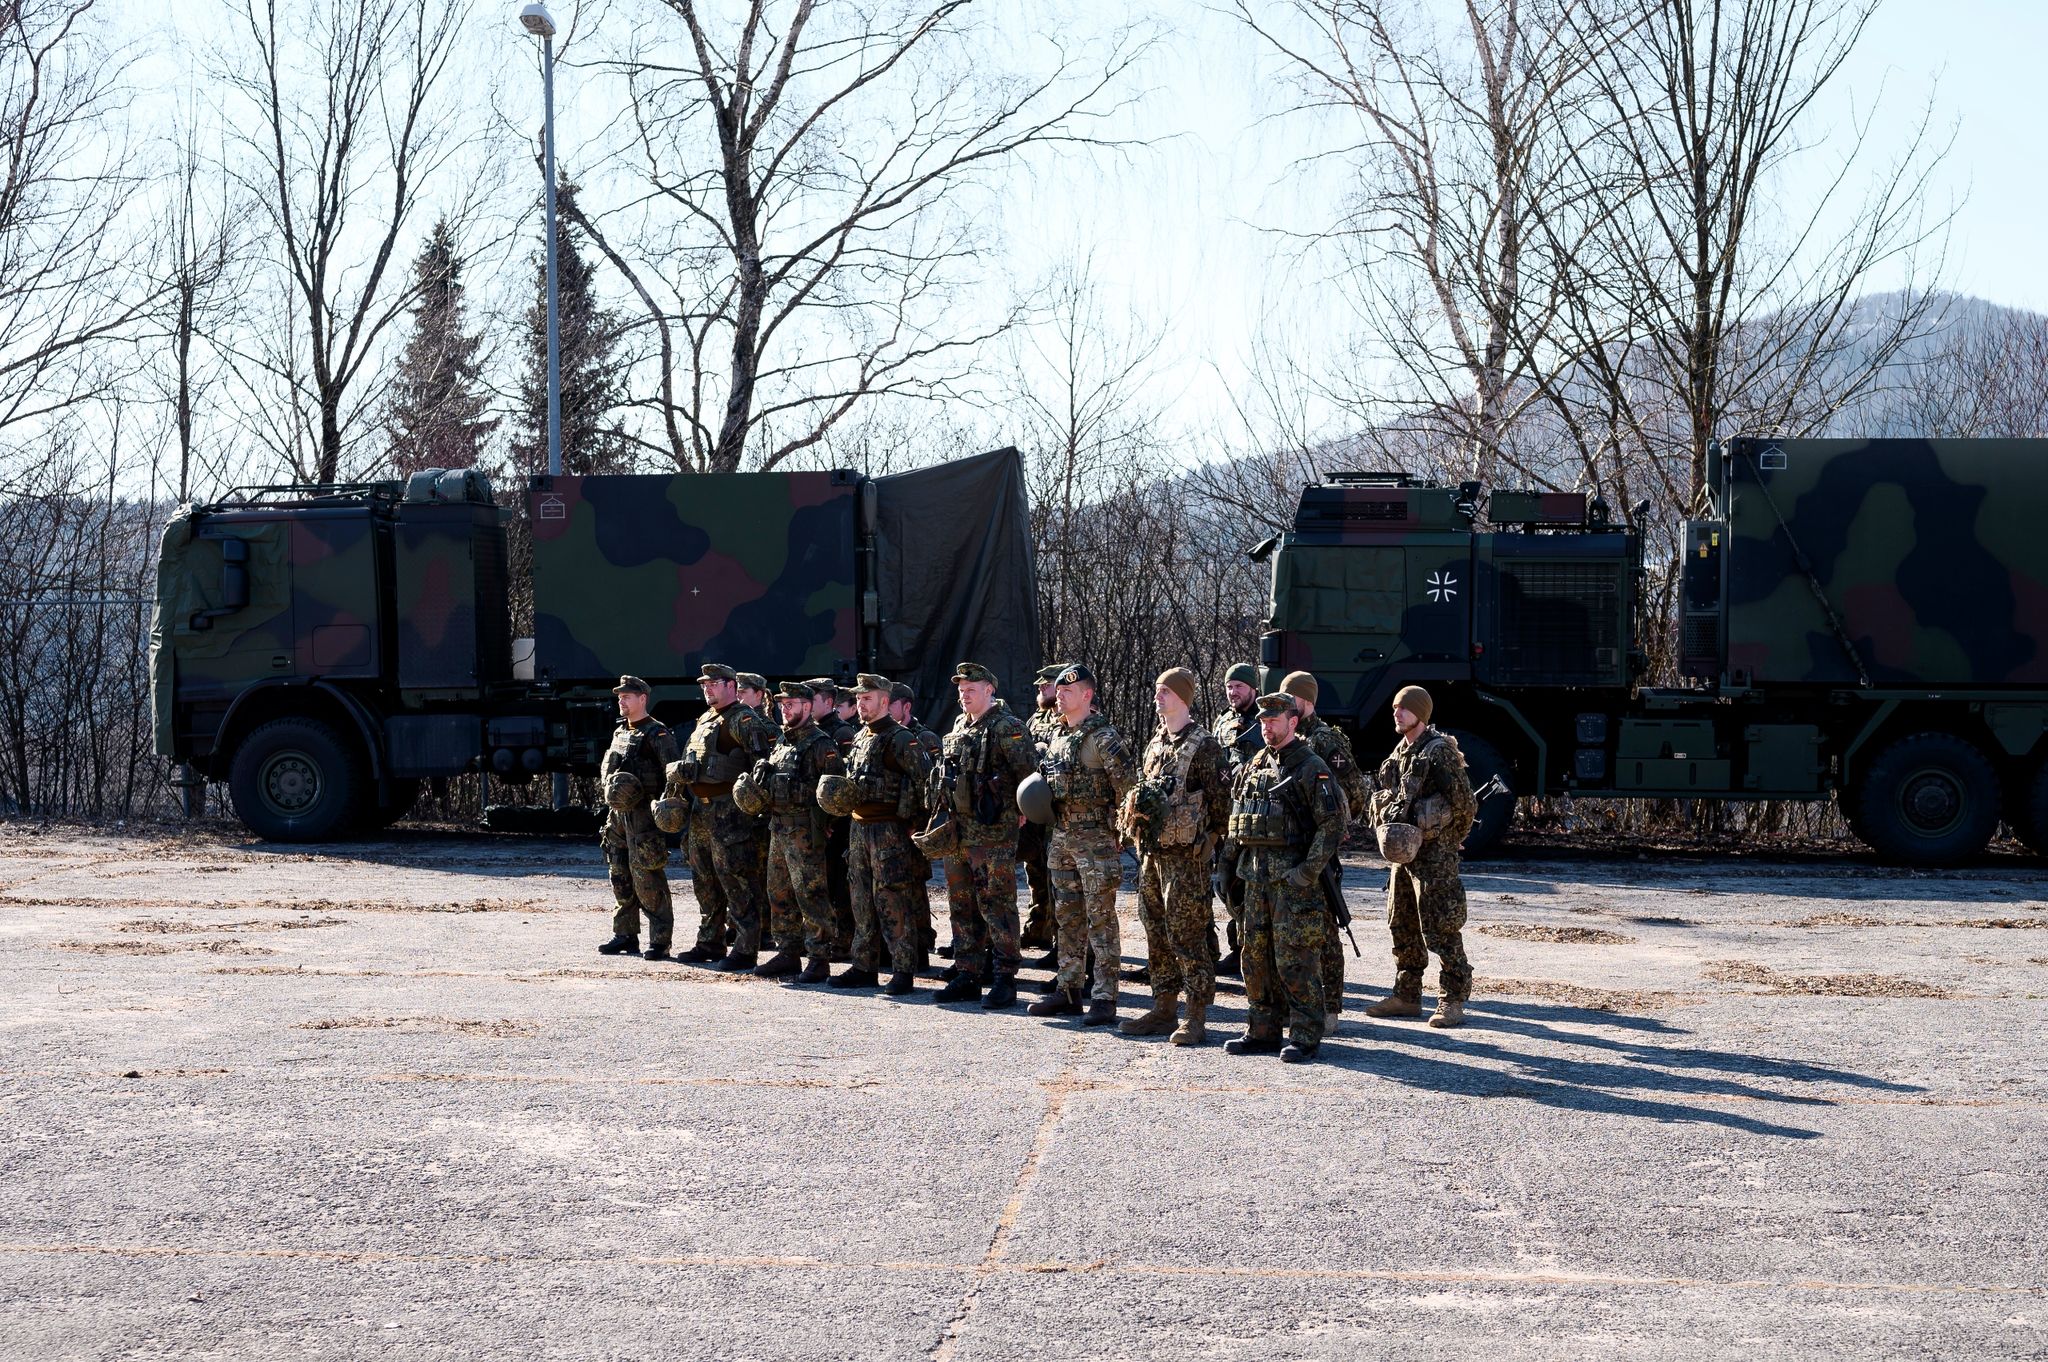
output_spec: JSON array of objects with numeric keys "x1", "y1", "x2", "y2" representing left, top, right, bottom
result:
[
  {"x1": 1702, "y1": 959, "x2": 1956, "y2": 999},
  {"x1": 1475, "y1": 923, "x2": 1635, "y2": 945},
  {"x1": 1472, "y1": 976, "x2": 1698, "y2": 1013},
  {"x1": 295, "y1": 1016, "x2": 540, "y2": 1038},
  {"x1": 52, "y1": 939, "x2": 274, "y2": 957},
  {"x1": 116, "y1": 917, "x2": 348, "y2": 934}
]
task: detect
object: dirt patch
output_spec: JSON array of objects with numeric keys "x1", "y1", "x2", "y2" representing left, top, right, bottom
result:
[
  {"x1": 296, "y1": 1016, "x2": 540, "y2": 1038},
  {"x1": 520, "y1": 968, "x2": 736, "y2": 985},
  {"x1": 1702, "y1": 958, "x2": 1956, "y2": 999},
  {"x1": 1472, "y1": 976, "x2": 1697, "y2": 1013},
  {"x1": 7, "y1": 896, "x2": 553, "y2": 914},
  {"x1": 117, "y1": 917, "x2": 349, "y2": 935},
  {"x1": 1768, "y1": 912, "x2": 1897, "y2": 928},
  {"x1": 1475, "y1": 923, "x2": 1634, "y2": 945},
  {"x1": 1951, "y1": 918, "x2": 2048, "y2": 930},
  {"x1": 52, "y1": 939, "x2": 275, "y2": 957}
]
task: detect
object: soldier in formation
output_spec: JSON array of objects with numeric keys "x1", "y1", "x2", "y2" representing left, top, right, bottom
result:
[
  {"x1": 806, "y1": 677, "x2": 859, "y2": 960},
  {"x1": 1222, "y1": 691, "x2": 1346, "y2": 1062},
  {"x1": 1278, "y1": 670, "x2": 1369, "y2": 1033},
  {"x1": 1363, "y1": 685, "x2": 1477, "y2": 1029},
  {"x1": 735, "y1": 681, "x2": 845, "y2": 982},
  {"x1": 1210, "y1": 662, "x2": 1263, "y2": 974},
  {"x1": 1017, "y1": 664, "x2": 1063, "y2": 961},
  {"x1": 672, "y1": 663, "x2": 778, "y2": 969},
  {"x1": 918, "y1": 662, "x2": 1038, "y2": 1010},
  {"x1": 1027, "y1": 664, "x2": 1138, "y2": 1026},
  {"x1": 891, "y1": 681, "x2": 944, "y2": 963},
  {"x1": 1120, "y1": 668, "x2": 1229, "y2": 1044},
  {"x1": 596, "y1": 675, "x2": 681, "y2": 960},
  {"x1": 821, "y1": 674, "x2": 934, "y2": 995}
]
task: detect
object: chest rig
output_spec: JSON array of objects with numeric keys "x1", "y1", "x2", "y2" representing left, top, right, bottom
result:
[{"x1": 1043, "y1": 713, "x2": 1115, "y2": 823}]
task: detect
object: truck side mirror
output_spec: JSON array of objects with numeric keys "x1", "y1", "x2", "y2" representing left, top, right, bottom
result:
[{"x1": 221, "y1": 538, "x2": 250, "y2": 612}]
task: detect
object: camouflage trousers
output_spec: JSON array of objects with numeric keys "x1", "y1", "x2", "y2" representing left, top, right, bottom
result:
[
  {"x1": 1323, "y1": 920, "x2": 1346, "y2": 1015},
  {"x1": 1242, "y1": 872, "x2": 1331, "y2": 1046},
  {"x1": 766, "y1": 815, "x2": 835, "y2": 959},
  {"x1": 849, "y1": 819, "x2": 924, "y2": 975},
  {"x1": 1049, "y1": 823, "x2": 1123, "y2": 1003},
  {"x1": 687, "y1": 795, "x2": 768, "y2": 954},
  {"x1": 606, "y1": 837, "x2": 673, "y2": 952},
  {"x1": 1018, "y1": 820, "x2": 1054, "y2": 947},
  {"x1": 943, "y1": 840, "x2": 1021, "y2": 979},
  {"x1": 1137, "y1": 848, "x2": 1216, "y2": 1007},
  {"x1": 827, "y1": 815, "x2": 854, "y2": 958},
  {"x1": 1387, "y1": 846, "x2": 1472, "y2": 1002}
]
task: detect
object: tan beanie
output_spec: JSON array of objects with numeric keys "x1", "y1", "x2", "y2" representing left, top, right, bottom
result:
[
  {"x1": 1393, "y1": 684, "x2": 1433, "y2": 724},
  {"x1": 1279, "y1": 671, "x2": 1319, "y2": 705},
  {"x1": 1155, "y1": 667, "x2": 1197, "y2": 707}
]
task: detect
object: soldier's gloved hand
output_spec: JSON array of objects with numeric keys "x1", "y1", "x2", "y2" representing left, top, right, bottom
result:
[{"x1": 1281, "y1": 860, "x2": 1316, "y2": 891}]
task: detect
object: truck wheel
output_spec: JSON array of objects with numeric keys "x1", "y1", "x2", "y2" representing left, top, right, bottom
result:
[
  {"x1": 1851, "y1": 732, "x2": 1999, "y2": 866},
  {"x1": 227, "y1": 718, "x2": 369, "y2": 842},
  {"x1": 365, "y1": 777, "x2": 422, "y2": 832},
  {"x1": 1444, "y1": 729, "x2": 1513, "y2": 858}
]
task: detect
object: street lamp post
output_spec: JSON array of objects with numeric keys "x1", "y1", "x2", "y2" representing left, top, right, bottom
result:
[{"x1": 520, "y1": 2, "x2": 569, "y2": 815}]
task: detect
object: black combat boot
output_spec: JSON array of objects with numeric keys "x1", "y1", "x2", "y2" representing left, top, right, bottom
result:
[
  {"x1": 793, "y1": 957, "x2": 832, "y2": 984},
  {"x1": 1027, "y1": 988, "x2": 1083, "y2": 1017},
  {"x1": 884, "y1": 971, "x2": 916, "y2": 996},
  {"x1": 642, "y1": 945, "x2": 671, "y2": 962},
  {"x1": 598, "y1": 935, "x2": 639, "y2": 956},
  {"x1": 1280, "y1": 1040, "x2": 1321, "y2": 1064},
  {"x1": 937, "y1": 942, "x2": 956, "y2": 959},
  {"x1": 677, "y1": 943, "x2": 722, "y2": 965},
  {"x1": 1083, "y1": 997, "x2": 1118, "y2": 1027},
  {"x1": 1215, "y1": 950, "x2": 1241, "y2": 978},
  {"x1": 935, "y1": 974, "x2": 982, "y2": 1004},
  {"x1": 1029, "y1": 948, "x2": 1059, "y2": 971},
  {"x1": 711, "y1": 950, "x2": 758, "y2": 973},
  {"x1": 829, "y1": 967, "x2": 879, "y2": 989},
  {"x1": 753, "y1": 950, "x2": 802, "y2": 978},
  {"x1": 981, "y1": 974, "x2": 1018, "y2": 1010},
  {"x1": 1224, "y1": 1032, "x2": 1283, "y2": 1056}
]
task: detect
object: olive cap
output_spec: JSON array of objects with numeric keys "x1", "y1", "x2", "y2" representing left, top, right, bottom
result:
[
  {"x1": 1155, "y1": 667, "x2": 1197, "y2": 707},
  {"x1": 1255, "y1": 693, "x2": 1300, "y2": 717},
  {"x1": 853, "y1": 672, "x2": 893, "y2": 695},
  {"x1": 803, "y1": 676, "x2": 839, "y2": 696},
  {"x1": 612, "y1": 674, "x2": 650, "y2": 695},
  {"x1": 735, "y1": 671, "x2": 768, "y2": 693},
  {"x1": 889, "y1": 681, "x2": 916, "y2": 703},
  {"x1": 952, "y1": 662, "x2": 999, "y2": 686},
  {"x1": 1224, "y1": 662, "x2": 1258, "y2": 688},
  {"x1": 834, "y1": 685, "x2": 855, "y2": 705},
  {"x1": 776, "y1": 681, "x2": 812, "y2": 699},
  {"x1": 1279, "y1": 670, "x2": 1319, "y2": 704},
  {"x1": 697, "y1": 662, "x2": 737, "y2": 685},
  {"x1": 1033, "y1": 664, "x2": 1065, "y2": 685}
]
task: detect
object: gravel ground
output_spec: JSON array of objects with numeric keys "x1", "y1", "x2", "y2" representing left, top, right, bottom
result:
[{"x1": 2, "y1": 823, "x2": 2045, "y2": 1361}]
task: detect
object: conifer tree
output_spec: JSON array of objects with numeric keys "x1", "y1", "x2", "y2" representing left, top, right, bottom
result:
[
  {"x1": 386, "y1": 218, "x2": 497, "y2": 477},
  {"x1": 512, "y1": 181, "x2": 630, "y2": 476}
]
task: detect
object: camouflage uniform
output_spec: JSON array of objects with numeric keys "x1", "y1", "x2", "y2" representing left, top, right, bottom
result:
[
  {"x1": 937, "y1": 699, "x2": 1039, "y2": 980},
  {"x1": 821, "y1": 708, "x2": 859, "y2": 956},
  {"x1": 759, "y1": 715, "x2": 846, "y2": 960},
  {"x1": 1301, "y1": 712, "x2": 1369, "y2": 1014},
  {"x1": 1373, "y1": 726, "x2": 1478, "y2": 1003},
  {"x1": 1130, "y1": 718, "x2": 1231, "y2": 1012},
  {"x1": 599, "y1": 714, "x2": 681, "y2": 950},
  {"x1": 1043, "y1": 711, "x2": 1138, "y2": 1002},
  {"x1": 908, "y1": 716, "x2": 945, "y2": 950},
  {"x1": 680, "y1": 699, "x2": 778, "y2": 954},
  {"x1": 846, "y1": 715, "x2": 934, "y2": 974},
  {"x1": 1019, "y1": 699, "x2": 1064, "y2": 948},
  {"x1": 1229, "y1": 734, "x2": 1346, "y2": 1045},
  {"x1": 1210, "y1": 700, "x2": 1264, "y2": 941}
]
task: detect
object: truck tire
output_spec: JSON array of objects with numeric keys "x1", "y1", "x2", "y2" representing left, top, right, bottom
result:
[
  {"x1": 1851, "y1": 732, "x2": 2000, "y2": 866},
  {"x1": 227, "y1": 717, "x2": 370, "y2": 842},
  {"x1": 1444, "y1": 729, "x2": 1513, "y2": 858}
]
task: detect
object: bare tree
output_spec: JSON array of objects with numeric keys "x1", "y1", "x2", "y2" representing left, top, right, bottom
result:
[
  {"x1": 215, "y1": 0, "x2": 488, "y2": 484},
  {"x1": 575, "y1": 0, "x2": 1149, "y2": 472},
  {"x1": 1578, "y1": 0, "x2": 1951, "y2": 507},
  {"x1": 0, "y1": 0, "x2": 154, "y2": 492}
]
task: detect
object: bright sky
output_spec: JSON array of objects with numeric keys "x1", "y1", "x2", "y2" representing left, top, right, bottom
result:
[{"x1": 132, "y1": 0, "x2": 2046, "y2": 470}]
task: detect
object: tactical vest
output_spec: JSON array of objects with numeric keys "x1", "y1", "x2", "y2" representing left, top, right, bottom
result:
[
  {"x1": 1139, "y1": 724, "x2": 1208, "y2": 849},
  {"x1": 684, "y1": 705, "x2": 751, "y2": 794},
  {"x1": 1229, "y1": 754, "x2": 1313, "y2": 850},
  {"x1": 848, "y1": 720, "x2": 912, "y2": 821},
  {"x1": 1044, "y1": 713, "x2": 1118, "y2": 825},
  {"x1": 765, "y1": 725, "x2": 833, "y2": 814}
]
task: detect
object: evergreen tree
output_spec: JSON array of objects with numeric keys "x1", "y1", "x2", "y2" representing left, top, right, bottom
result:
[
  {"x1": 513, "y1": 181, "x2": 631, "y2": 476},
  {"x1": 386, "y1": 218, "x2": 498, "y2": 477}
]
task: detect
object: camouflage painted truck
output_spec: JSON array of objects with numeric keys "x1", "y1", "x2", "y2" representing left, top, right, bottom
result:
[
  {"x1": 1257, "y1": 437, "x2": 2048, "y2": 866},
  {"x1": 150, "y1": 449, "x2": 1039, "y2": 841}
]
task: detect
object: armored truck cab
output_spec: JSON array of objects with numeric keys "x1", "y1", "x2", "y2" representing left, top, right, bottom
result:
[
  {"x1": 152, "y1": 450, "x2": 1039, "y2": 841},
  {"x1": 1259, "y1": 438, "x2": 2048, "y2": 865}
]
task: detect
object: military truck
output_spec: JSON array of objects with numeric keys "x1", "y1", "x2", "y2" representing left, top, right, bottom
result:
[
  {"x1": 150, "y1": 449, "x2": 1039, "y2": 841},
  {"x1": 1257, "y1": 437, "x2": 2048, "y2": 865}
]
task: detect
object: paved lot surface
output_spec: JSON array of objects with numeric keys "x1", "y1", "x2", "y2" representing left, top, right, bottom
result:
[{"x1": 2, "y1": 823, "x2": 2045, "y2": 1360}]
